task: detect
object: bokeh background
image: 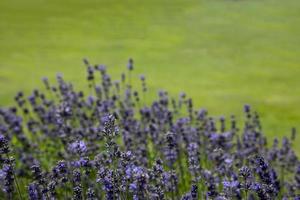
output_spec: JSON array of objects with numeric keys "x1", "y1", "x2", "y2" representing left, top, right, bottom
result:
[{"x1": 1, "y1": 0, "x2": 300, "y2": 152}]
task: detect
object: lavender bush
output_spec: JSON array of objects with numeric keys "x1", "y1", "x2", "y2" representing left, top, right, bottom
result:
[{"x1": 0, "y1": 59, "x2": 299, "y2": 199}]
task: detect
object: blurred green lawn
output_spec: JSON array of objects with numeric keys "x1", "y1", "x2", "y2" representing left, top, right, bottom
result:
[{"x1": 0, "y1": 0, "x2": 300, "y2": 153}]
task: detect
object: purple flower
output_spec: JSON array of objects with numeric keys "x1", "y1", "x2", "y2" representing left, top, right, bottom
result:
[
  {"x1": 164, "y1": 132, "x2": 178, "y2": 168},
  {"x1": 73, "y1": 185, "x2": 83, "y2": 200},
  {"x1": 28, "y1": 183, "x2": 39, "y2": 200},
  {"x1": 244, "y1": 104, "x2": 251, "y2": 113},
  {"x1": 127, "y1": 58, "x2": 134, "y2": 71},
  {"x1": 1, "y1": 164, "x2": 14, "y2": 194},
  {"x1": 187, "y1": 142, "x2": 200, "y2": 178},
  {"x1": 223, "y1": 180, "x2": 239, "y2": 188},
  {"x1": 69, "y1": 140, "x2": 87, "y2": 154},
  {"x1": 139, "y1": 74, "x2": 145, "y2": 81},
  {"x1": 0, "y1": 134, "x2": 10, "y2": 154}
]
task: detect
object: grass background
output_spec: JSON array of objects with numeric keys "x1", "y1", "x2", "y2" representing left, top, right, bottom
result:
[{"x1": 0, "y1": 0, "x2": 300, "y2": 153}]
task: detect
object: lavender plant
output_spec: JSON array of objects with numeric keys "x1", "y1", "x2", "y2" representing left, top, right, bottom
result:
[{"x1": 0, "y1": 58, "x2": 299, "y2": 199}]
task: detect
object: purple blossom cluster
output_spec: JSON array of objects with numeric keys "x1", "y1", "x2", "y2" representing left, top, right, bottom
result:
[{"x1": 0, "y1": 58, "x2": 299, "y2": 199}]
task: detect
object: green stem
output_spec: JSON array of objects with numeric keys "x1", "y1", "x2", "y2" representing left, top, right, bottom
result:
[
  {"x1": 244, "y1": 177, "x2": 248, "y2": 199},
  {"x1": 6, "y1": 154, "x2": 23, "y2": 200}
]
